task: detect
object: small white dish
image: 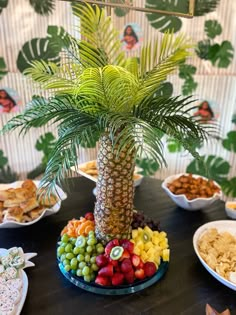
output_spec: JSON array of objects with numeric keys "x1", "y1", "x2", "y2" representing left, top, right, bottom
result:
[
  {"x1": 193, "y1": 220, "x2": 236, "y2": 291},
  {"x1": 0, "y1": 180, "x2": 67, "y2": 228},
  {"x1": 161, "y1": 173, "x2": 222, "y2": 211},
  {"x1": 225, "y1": 201, "x2": 236, "y2": 219},
  {"x1": 71, "y1": 160, "x2": 143, "y2": 187},
  {"x1": 0, "y1": 247, "x2": 37, "y2": 315}
]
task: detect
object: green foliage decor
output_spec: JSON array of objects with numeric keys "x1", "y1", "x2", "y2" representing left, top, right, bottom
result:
[
  {"x1": 1, "y1": 3, "x2": 211, "y2": 195},
  {"x1": 29, "y1": 0, "x2": 55, "y2": 15},
  {"x1": 0, "y1": 150, "x2": 18, "y2": 183},
  {"x1": 178, "y1": 64, "x2": 198, "y2": 96},
  {"x1": 0, "y1": 57, "x2": 7, "y2": 80},
  {"x1": 0, "y1": 0, "x2": 8, "y2": 14}
]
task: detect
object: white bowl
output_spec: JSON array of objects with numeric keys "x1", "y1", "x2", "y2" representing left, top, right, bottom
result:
[
  {"x1": 225, "y1": 201, "x2": 236, "y2": 219},
  {"x1": 161, "y1": 173, "x2": 222, "y2": 211},
  {"x1": 193, "y1": 220, "x2": 236, "y2": 291},
  {"x1": 0, "y1": 181, "x2": 67, "y2": 228},
  {"x1": 71, "y1": 160, "x2": 143, "y2": 187}
]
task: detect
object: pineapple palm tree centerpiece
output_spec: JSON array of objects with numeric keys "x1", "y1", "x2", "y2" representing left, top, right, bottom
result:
[{"x1": 2, "y1": 4, "x2": 208, "y2": 244}]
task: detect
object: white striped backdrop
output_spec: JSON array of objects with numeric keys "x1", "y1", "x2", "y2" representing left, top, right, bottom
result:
[{"x1": 0, "y1": 0, "x2": 235, "y2": 200}]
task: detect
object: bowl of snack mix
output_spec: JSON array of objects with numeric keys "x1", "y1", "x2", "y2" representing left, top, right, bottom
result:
[
  {"x1": 161, "y1": 173, "x2": 222, "y2": 211},
  {"x1": 225, "y1": 201, "x2": 236, "y2": 219}
]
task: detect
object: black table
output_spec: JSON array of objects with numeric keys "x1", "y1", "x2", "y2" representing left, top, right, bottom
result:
[{"x1": 1, "y1": 177, "x2": 235, "y2": 315}]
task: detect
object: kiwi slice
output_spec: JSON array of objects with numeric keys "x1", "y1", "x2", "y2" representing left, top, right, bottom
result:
[
  {"x1": 75, "y1": 236, "x2": 86, "y2": 248},
  {"x1": 110, "y1": 246, "x2": 124, "y2": 260},
  {"x1": 142, "y1": 232, "x2": 151, "y2": 243}
]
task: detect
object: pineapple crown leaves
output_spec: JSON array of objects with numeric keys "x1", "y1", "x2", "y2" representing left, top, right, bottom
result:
[{"x1": 1, "y1": 3, "x2": 213, "y2": 195}]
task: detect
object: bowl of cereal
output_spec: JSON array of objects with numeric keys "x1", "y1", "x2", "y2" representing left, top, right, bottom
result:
[
  {"x1": 225, "y1": 201, "x2": 236, "y2": 219},
  {"x1": 161, "y1": 173, "x2": 222, "y2": 211}
]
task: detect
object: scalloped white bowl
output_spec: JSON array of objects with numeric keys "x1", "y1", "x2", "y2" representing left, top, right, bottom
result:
[
  {"x1": 0, "y1": 181, "x2": 67, "y2": 228},
  {"x1": 161, "y1": 173, "x2": 222, "y2": 211}
]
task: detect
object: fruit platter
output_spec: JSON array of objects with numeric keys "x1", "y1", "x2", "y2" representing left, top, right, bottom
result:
[
  {"x1": 57, "y1": 211, "x2": 170, "y2": 295},
  {"x1": 0, "y1": 247, "x2": 37, "y2": 314}
]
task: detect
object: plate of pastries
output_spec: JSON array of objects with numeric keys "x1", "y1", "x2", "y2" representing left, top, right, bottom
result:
[{"x1": 0, "y1": 179, "x2": 67, "y2": 227}]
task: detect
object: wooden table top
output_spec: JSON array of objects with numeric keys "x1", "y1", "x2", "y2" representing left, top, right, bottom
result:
[{"x1": 1, "y1": 177, "x2": 236, "y2": 315}]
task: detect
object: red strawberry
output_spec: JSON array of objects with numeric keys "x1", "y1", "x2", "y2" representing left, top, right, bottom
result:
[
  {"x1": 95, "y1": 275, "x2": 110, "y2": 286},
  {"x1": 131, "y1": 254, "x2": 141, "y2": 268},
  {"x1": 98, "y1": 263, "x2": 114, "y2": 277},
  {"x1": 121, "y1": 258, "x2": 133, "y2": 273},
  {"x1": 111, "y1": 273, "x2": 124, "y2": 286},
  {"x1": 138, "y1": 260, "x2": 144, "y2": 269},
  {"x1": 120, "y1": 240, "x2": 134, "y2": 254},
  {"x1": 124, "y1": 269, "x2": 135, "y2": 284},
  {"x1": 119, "y1": 249, "x2": 130, "y2": 261},
  {"x1": 144, "y1": 262, "x2": 157, "y2": 277},
  {"x1": 84, "y1": 212, "x2": 94, "y2": 221},
  {"x1": 105, "y1": 239, "x2": 119, "y2": 255},
  {"x1": 135, "y1": 269, "x2": 145, "y2": 280},
  {"x1": 114, "y1": 265, "x2": 121, "y2": 273},
  {"x1": 96, "y1": 254, "x2": 108, "y2": 268},
  {"x1": 109, "y1": 257, "x2": 119, "y2": 267}
]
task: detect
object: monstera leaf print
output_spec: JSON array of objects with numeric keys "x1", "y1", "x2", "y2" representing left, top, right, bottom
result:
[
  {"x1": 17, "y1": 26, "x2": 69, "y2": 73},
  {"x1": 0, "y1": 0, "x2": 8, "y2": 14},
  {"x1": 209, "y1": 41, "x2": 234, "y2": 68},
  {"x1": 204, "y1": 20, "x2": 222, "y2": 39},
  {"x1": 194, "y1": 0, "x2": 220, "y2": 16},
  {"x1": 29, "y1": 0, "x2": 55, "y2": 15},
  {"x1": 135, "y1": 158, "x2": 159, "y2": 176},
  {"x1": 0, "y1": 57, "x2": 7, "y2": 80},
  {"x1": 155, "y1": 82, "x2": 173, "y2": 98},
  {"x1": 186, "y1": 155, "x2": 230, "y2": 184},
  {"x1": 232, "y1": 114, "x2": 236, "y2": 125},
  {"x1": 145, "y1": 0, "x2": 189, "y2": 33},
  {"x1": 222, "y1": 131, "x2": 236, "y2": 152},
  {"x1": 221, "y1": 178, "x2": 236, "y2": 197}
]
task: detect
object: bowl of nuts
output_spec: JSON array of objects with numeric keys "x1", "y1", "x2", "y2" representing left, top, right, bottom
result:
[{"x1": 161, "y1": 173, "x2": 222, "y2": 211}]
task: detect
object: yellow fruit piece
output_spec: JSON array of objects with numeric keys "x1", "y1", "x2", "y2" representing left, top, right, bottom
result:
[
  {"x1": 152, "y1": 236, "x2": 160, "y2": 246},
  {"x1": 159, "y1": 231, "x2": 167, "y2": 239},
  {"x1": 153, "y1": 231, "x2": 159, "y2": 237},
  {"x1": 141, "y1": 251, "x2": 148, "y2": 262},
  {"x1": 144, "y1": 226, "x2": 153, "y2": 237},
  {"x1": 132, "y1": 230, "x2": 138, "y2": 239},
  {"x1": 136, "y1": 240, "x2": 144, "y2": 251},
  {"x1": 162, "y1": 249, "x2": 170, "y2": 261},
  {"x1": 155, "y1": 256, "x2": 161, "y2": 266},
  {"x1": 144, "y1": 241, "x2": 153, "y2": 251},
  {"x1": 137, "y1": 227, "x2": 143, "y2": 235},
  {"x1": 147, "y1": 247, "x2": 155, "y2": 256},
  {"x1": 160, "y1": 240, "x2": 168, "y2": 249},
  {"x1": 130, "y1": 239, "x2": 135, "y2": 244}
]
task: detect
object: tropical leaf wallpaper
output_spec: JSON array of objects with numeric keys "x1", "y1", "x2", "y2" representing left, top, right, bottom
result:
[{"x1": 0, "y1": 0, "x2": 235, "y2": 199}]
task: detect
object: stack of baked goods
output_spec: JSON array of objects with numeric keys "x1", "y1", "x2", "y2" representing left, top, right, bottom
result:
[{"x1": 0, "y1": 180, "x2": 58, "y2": 224}]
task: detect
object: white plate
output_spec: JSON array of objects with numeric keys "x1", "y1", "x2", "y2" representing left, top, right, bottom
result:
[
  {"x1": 71, "y1": 160, "x2": 143, "y2": 187},
  {"x1": 0, "y1": 248, "x2": 29, "y2": 315},
  {"x1": 0, "y1": 181, "x2": 67, "y2": 228},
  {"x1": 193, "y1": 220, "x2": 236, "y2": 291}
]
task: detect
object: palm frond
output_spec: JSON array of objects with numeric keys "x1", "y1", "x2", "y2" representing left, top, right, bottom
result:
[
  {"x1": 72, "y1": 3, "x2": 125, "y2": 66},
  {"x1": 136, "y1": 32, "x2": 192, "y2": 102}
]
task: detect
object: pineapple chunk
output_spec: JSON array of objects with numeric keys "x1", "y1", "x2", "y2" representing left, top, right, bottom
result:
[
  {"x1": 136, "y1": 240, "x2": 144, "y2": 251},
  {"x1": 160, "y1": 240, "x2": 168, "y2": 249},
  {"x1": 132, "y1": 230, "x2": 138, "y2": 239},
  {"x1": 159, "y1": 231, "x2": 167, "y2": 239},
  {"x1": 152, "y1": 236, "x2": 160, "y2": 246},
  {"x1": 137, "y1": 227, "x2": 143, "y2": 235},
  {"x1": 153, "y1": 231, "x2": 160, "y2": 237},
  {"x1": 133, "y1": 247, "x2": 141, "y2": 256},
  {"x1": 144, "y1": 241, "x2": 153, "y2": 251},
  {"x1": 147, "y1": 247, "x2": 155, "y2": 256},
  {"x1": 141, "y1": 251, "x2": 148, "y2": 262},
  {"x1": 162, "y1": 249, "x2": 170, "y2": 262}
]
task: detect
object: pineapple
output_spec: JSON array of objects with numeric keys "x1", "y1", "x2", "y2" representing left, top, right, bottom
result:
[{"x1": 94, "y1": 133, "x2": 135, "y2": 243}]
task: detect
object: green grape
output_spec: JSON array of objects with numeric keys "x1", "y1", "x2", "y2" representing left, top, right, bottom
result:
[
  {"x1": 96, "y1": 246, "x2": 104, "y2": 254},
  {"x1": 79, "y1": 262, "x2": 86, "y2": 269},
  {"x1": 73, "y1": 247, "x2": 81, "y2": 255},
  {"x1": 85, "y1": 254, "x2": 91, "y2": 262},
  {"x1": 88, "y1": 231, "x2": 95, "y2": 237},
  {"x1": 61, "y1": 234, "x2": 69, "y2": 243},
  {"x1": 63, "y1": 259, "x2": 70, "y2": 266},
  {"x1": 60, "y1": 254, "x2": 66, "y2": 262},
  {"x1": 91, "y1": 263, "x2": 99, "y2": 271},
  {"x1": 84, "y1": 275, "x2": 91, "y2": 282},
  {"x1": 82, "y1": 266, "x2": 90, "y2": 276},
  {"x1": 64, "y1": 265, "x2": 71, "y2": 272},
  {"x1": 87, "y1": 238, "x2": 97, "y2": 246},
  {"x1": 79, "y1": 248, "x2": 85, "y2": 255},
  {"x1": 60, "y1": 242, "x2": 67, "y2": 248},
  {"x1": 66, "y1": 253, "x2": 74, "y2": 260},
  {"x1": 90, "y1": 272, "x2": 96, "y2": 281},
  {"x1": 77, "y1": 254, "x2": 85, "y2": 262},
  {"x1": 65, "y1": 244, "x2": 73, "y2": 253},
  {"x1": 70, "y1": 237, "x2": 77, "y2": 245},
  {"x1": 86, "y1": 246, "x2": 93, "y2": 253},
  {"x1": 76, "y1": 269, "x2": 83, "y2": 277},
  {"x1": 70, "y1": 258, "x2": 78, "y2": 269},
  {"x1": 57, "y1": 247, "x2": 65, "y2": 256},
  {"x1": 90, "y1": 256, "x2": 96, "y2": 264}
]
